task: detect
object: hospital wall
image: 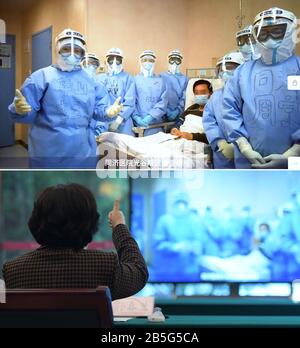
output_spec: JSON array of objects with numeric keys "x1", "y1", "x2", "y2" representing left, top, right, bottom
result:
[
  {"x1": 187, "y1": 0, "x2": 300, "y2": 68},
  {"x1": 86, "y1": 0, "x2": 189, "y2": 74},
  {"x1": 0, "y1": 5, "x2": 24, "y2": 141}
]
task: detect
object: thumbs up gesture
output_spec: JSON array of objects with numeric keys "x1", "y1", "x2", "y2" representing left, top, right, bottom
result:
[
  {"x1": 109, "y1": 199, "x2": 126, "y2": 229},
  {"x1": 106, "y1": 97, "x2": 123, "y2": 118},
  {"x1": 14, "y1": 89, "x2": 32, "y2": 115}
]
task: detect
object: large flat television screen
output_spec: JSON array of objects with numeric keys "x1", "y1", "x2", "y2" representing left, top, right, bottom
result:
[{"x1": 131, "y1": 171, "x2": 300, "y2": 283}]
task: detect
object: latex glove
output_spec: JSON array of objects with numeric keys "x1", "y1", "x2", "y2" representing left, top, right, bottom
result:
[
  {"x1": 94, "y1": 124, "x2": 107, "y2": 136},
  {"x1": 109, "y1": 116, "x2": 123, "y2": 132},
  {"x1": 133, "y1": 115, "x2": 153, "y2": 127},
  {"x1": 236, "y1": 137, "x2": 265, "y2": 165},
  {"x1": 167, "y1": 109, "x2": 179, "y2": 121},
  {"x1": 217, "y1": 139, "x2": 234, "y2": 160},
  {"x1": 252, "y1": 145, "x2": 300, "y2": 169},
  {"x1": 14, "y1": 89, "x2": 32, "y2": 115},
  {"x1": 106, "y1": 97, "x2": 123, "y2": 118},
  {"x1": 108, "y1": 200, "x2": 126, "y2": 229},
  {"x1": 284, "y1": 144, "x2": 300, "y2": 157},
  {"x1": 252, "y1": 154, "x2": 288, "y2": 169}
]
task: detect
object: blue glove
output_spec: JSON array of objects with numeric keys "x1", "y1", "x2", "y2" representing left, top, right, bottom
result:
[
  {"x1": 167, "y1": 109, "x2": 179, "y2": 121},
  {"x1": 133, "y1": 115, "x2": 153, "y2": 127},
  {"x1": 142, "y1": 115, "x2": 154, "y2": 126},
  {"x1": 94, "y1": 124, "x2": 107, "y2": 136}
]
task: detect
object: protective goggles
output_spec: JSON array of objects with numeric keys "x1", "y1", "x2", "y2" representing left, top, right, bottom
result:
[
  {"x1": 216, "y1": 62, "x2": 239, "y2": 75},
  {"x1": 59, "y1": 44, "x2": 85, "y2": 59},
  {"x1": 254, "y1": 23, "x2": 287, "y2": 43},
  {"x1": 107, "y1": 55, "x2": 122, "y2": 65},
  {"x1": 169, "y1": 56, "x2": 182, "y2": 65},
  {"x1": 141, "y1": 56, "x2": 155, "y2": 63},
  {"x1": 236, "y1": 34, "x2": 255, "y2": 47},
  {"x1": 87, "y1": 58, "x2": 100, "y2": 67}
]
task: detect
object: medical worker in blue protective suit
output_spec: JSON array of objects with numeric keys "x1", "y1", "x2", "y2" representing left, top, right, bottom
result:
[
  {"x1": 81, "y1": 53, "x2": 109, "y2": 136},
  {"x1": 81, "y1": 53, "x2": 101, "y2": 79},
  {"x1": 152, "y1": 192, "x2": 207, "y2": 282},
  {"x1": 203, "y1": 52, "x2": 244, "y2": 168},
  {"x1": 223, "y1": 8, "x2": 300, "y2": 169},
  {"x1": 8, "y1": 29, "x2": 122, "y2": 169},
  {"x1": 160, "y1": 49, "x2": 189, "y2": 122},
  {"x1": 133, "y1": 50, "x2": 168, "y2": 136},
  {"x1": 97, "y1": 48, "x2": 136, "y2": 136},
  {"x1": 236, "y1": 25, "x2": 261, "y2": 62}
]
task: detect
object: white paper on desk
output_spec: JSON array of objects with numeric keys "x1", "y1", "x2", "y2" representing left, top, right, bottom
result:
[
  {"x1": 113, "y1": 317, "x2": 134, "y2": 322},
  {"x1": 112, "y1": 296, "x2": 154, "y2": 317}
]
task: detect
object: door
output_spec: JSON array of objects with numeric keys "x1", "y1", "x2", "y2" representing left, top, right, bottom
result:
[
  {"x1": 0, "y1": 35, "x2": 16, "y2": 147},
  {"x1": 32, "y1": 27, "x2": 52, "y2": 72}
]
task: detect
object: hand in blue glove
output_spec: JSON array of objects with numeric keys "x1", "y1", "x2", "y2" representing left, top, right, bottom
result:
[
  {"x1": 167, "y1": 109, "x2": 179, "y2": 121},
  {"x1": 133, "y1": 115, "x2": 153, "y2": 127},
  {"x1": 94, "y1": 124, "x2": 107, "y2": 136}
]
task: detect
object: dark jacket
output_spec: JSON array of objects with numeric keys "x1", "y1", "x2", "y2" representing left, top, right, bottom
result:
[
  {"x1": 2, "y1": 224, "x2": 148, "y2": 300},
  {"x1": 177, "y1": 104, "x2": 208, "y2": 144}
]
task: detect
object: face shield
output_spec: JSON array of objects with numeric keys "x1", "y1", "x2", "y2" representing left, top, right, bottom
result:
[
  {"x1": 140, "y1": 55, "x2": 155, "y2": 77},
  {"x1": 253, "y1": 8, "x2": 297, "y2": 65},
  {"x1": 56, "y1": 37, "x2": 86, "y2": 72},
  {"x1": 216, "y1": 60, "x2": 239, "y2": 83},
  {"x1": 107, "y1": 55, "x2": 123, "y2": 75},
  {"x1": 237, "y1": 33, "x2": 260, "y2": 61},
  {"x1": 81, "y1": 56, "x2": 100, "y2": 77},
  {"x1": 168, "y1": 56, "x2": 182, "y2": 75}
]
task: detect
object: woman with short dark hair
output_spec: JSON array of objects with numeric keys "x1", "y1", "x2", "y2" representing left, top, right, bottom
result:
[{"x1": 3, "y1": 184, "x2": 148, "y2": 300}]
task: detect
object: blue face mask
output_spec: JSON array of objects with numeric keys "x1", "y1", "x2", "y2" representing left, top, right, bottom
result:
[
  {"x1": 263, "y1": 38, "x2": 282, "y2": 50},
  {"x1": 194, "y1": 94, "x2": 209, "y2": 105},
  {"x1": 220, "y1": 71, "x2": 234, "y2": 83},
  {"x1": 63, "y1": 54, "x2": 81, "y2": 67},
  {"x1": 84, "y1": 65, "x2": 97, "y2": 76},
  {"x1": 143, "y1": 62, "x2": 154, "y2": 71}
]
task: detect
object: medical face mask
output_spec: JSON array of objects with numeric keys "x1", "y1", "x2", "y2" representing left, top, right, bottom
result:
[
  {"x1": 254, "y1": 18, "x2": 296, "y2": 65},
  {"x1": 220, "y1": 71, "x2": 234, "y2": 83},
  {"x1": 84, "y1": 65, "x2": 97, "y2": 77},
  {"x1": 263, "y1": 38, "x2": 283, "y2": 49},
  {"x1": 174, "y1": 201, "x2": 188, "y2": 216},
  {"x1": 141, "y1": 62, "x2": 154, "y2": 77},
  {"x1": 240, "y1": 43, "x2": 260, "y2": 61},
  {"x1": 194, "y1": 95, "x2": 209, "y2": 105},
  {"x1": 168, "y1": 63, "x2": 180, "y2": 75},
  {"x1": 107, "y1": 57, "x2": 123, "y2": 76}
]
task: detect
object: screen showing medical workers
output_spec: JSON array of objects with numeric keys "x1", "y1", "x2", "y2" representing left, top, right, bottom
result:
[{"x1": 131, "y1": 171, "x2": 300, "y2": 283}]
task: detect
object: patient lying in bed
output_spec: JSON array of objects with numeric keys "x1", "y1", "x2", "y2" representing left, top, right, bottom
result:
[{"x1": 96, "y1": 115, "x2": 209, "y2": 169}]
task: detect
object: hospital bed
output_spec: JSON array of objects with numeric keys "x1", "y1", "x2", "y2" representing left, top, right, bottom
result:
[
  {"x1": 96, "y1": 130, "x2": 208, "y2": 170},
  {"x1": 96, "y1": 76, "x2": 223, "y2": 170},
  {"x1": 132, "y1": 121, "x2": 176, "y2": 137}
]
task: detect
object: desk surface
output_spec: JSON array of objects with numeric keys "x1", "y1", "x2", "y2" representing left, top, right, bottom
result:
[
  {"x1": 155, "y1": 297, "x2": 300, "y2": 316},
  {"x1": 114, "y1": 315, "x2": 300, "y2": 328}
]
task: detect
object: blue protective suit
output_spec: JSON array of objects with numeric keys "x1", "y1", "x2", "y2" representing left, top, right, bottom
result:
[
  {"x1": 8, "y1": 65, "x2": 112, "y2": 169},
  {"x1": 160, "y1": 72, "x2": 188, "y2": 119},
  {"x1": 152, "y1": 212, "x2": 206, "y2": 281},
  {"x1": 203, "y1": 88, "x2": 235, "y2": 169},
  {"x1": 134, "y1": 73, "x2": 168, "y2": 136},
  {"x1": 97, "y1": 71, "x2": 136, "y2": 135},
  {"x1": 223, "y1": 55, "x2": 300, "y2": 169}
]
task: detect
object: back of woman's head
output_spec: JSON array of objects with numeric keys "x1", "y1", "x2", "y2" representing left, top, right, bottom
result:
[{"x1": 28, "y1": 183, "x2": 99, "y2": 249}]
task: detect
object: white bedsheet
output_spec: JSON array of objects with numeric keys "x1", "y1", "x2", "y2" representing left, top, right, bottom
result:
[{"x1": 97, "y1": 132, "x2": 206, "y2": 169}]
